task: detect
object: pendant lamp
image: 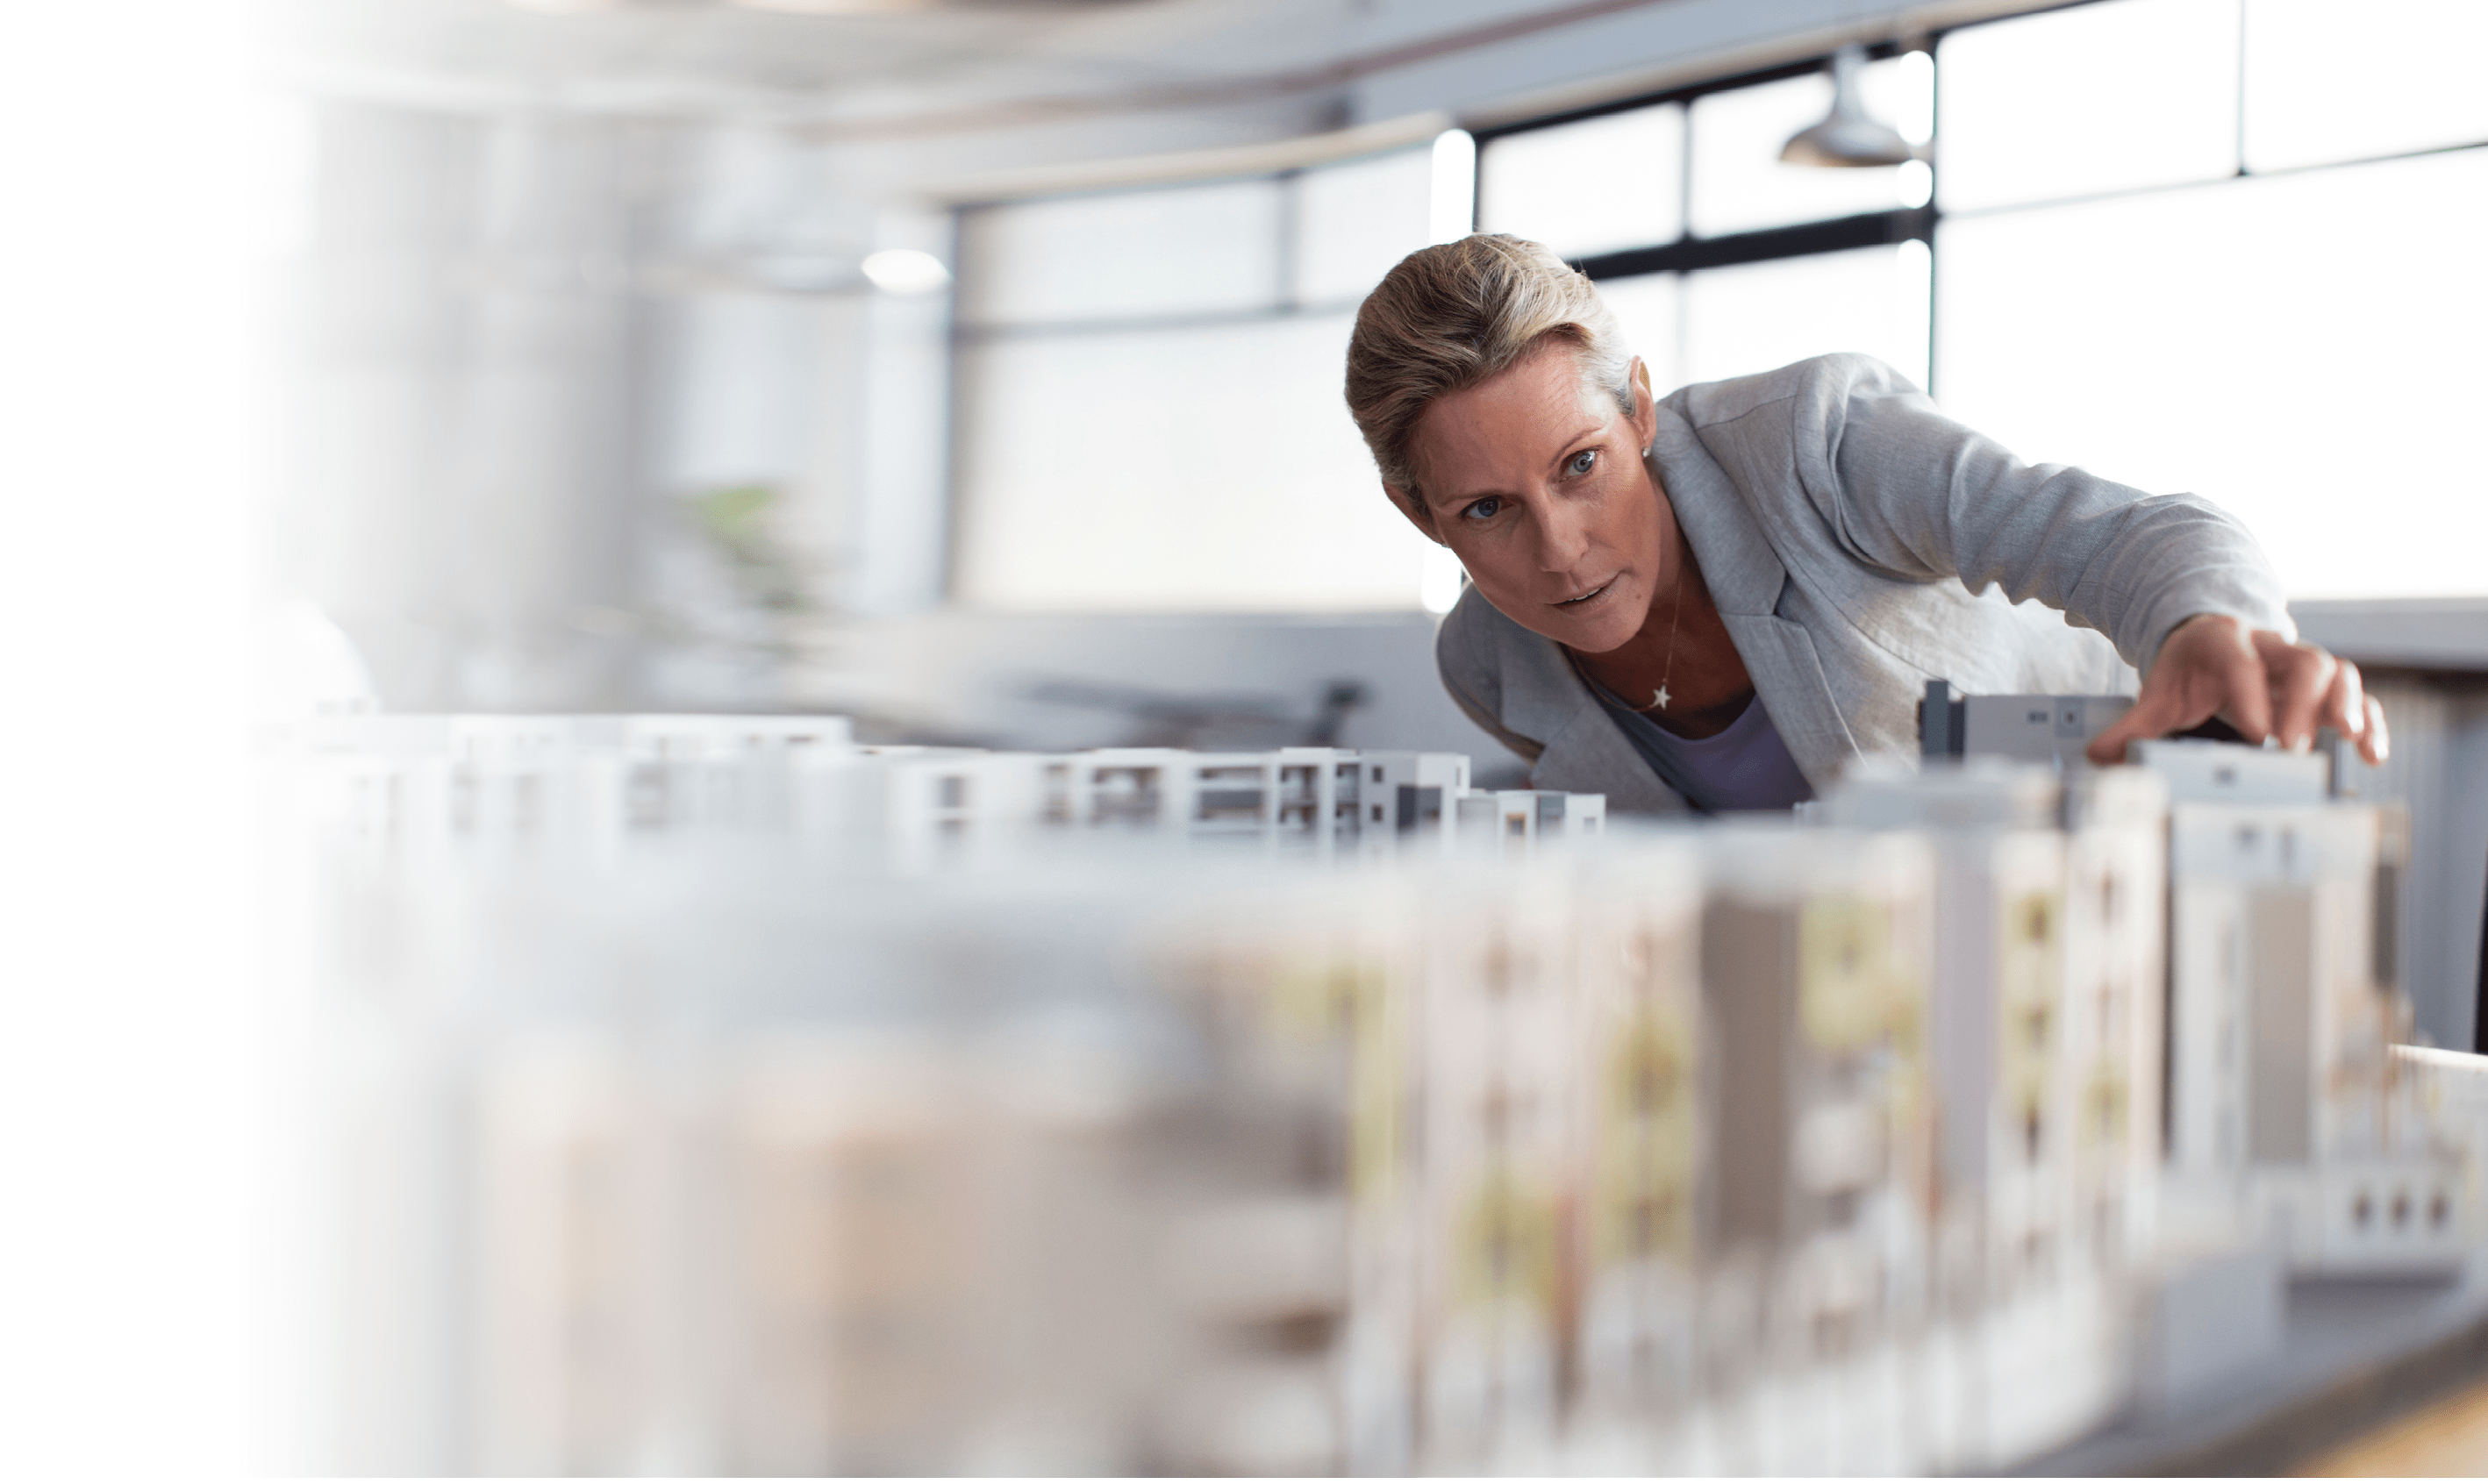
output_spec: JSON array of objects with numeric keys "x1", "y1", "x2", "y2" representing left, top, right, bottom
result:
[{"x1": 1780, "y1": 44, "x2": 1915, "y2": 168}]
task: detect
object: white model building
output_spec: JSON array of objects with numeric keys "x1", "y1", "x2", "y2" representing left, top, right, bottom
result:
[
  {"x1": 1821, "y1": 760, "x2": 2152, "y2": 1466},
  {"x1": 275, "y1": 703, "x2": 2488, "y2": 1476},
  {"x1": 2058, "y1": 766, "x2": 2172, "y2": 1271},
  {"x1": 1349, "y1": 750, "x2": 1474, "y2": 856},
  {"x1": 875, "y1": 751, "x2": 1057, "y2": 874},
  {"x1": 1919, "y1": 680, "x2": 2132, "y2": 771},
  {"x1": 1689, "y1": 827, "x2": 1937, "y2": 1475},
  {"x1": 274, "y1": 718, "x2": 1610, "y2": 869},
  {"x1": 876, "y1": 745, "x2": 1585, "y2": 864},
  {"x1": 1567, "y1": 845, "x2": 1706, "y2": 1458},
  {"x1": 1453, "y1": 788, "x2": 1607, "y2": 853},
  {"x1": 1063, "y1": 747, "x2": 1362, "y2": 846},
  {"x1": 1404, "y1": 862, "x2": 1577, "y2": 1469},
  {"x1": 2160, "y1": 777, "x2": 2460, "y2": 1274},
  {"x1": 1925, "y1": 713, "x2": 2471, "y2": 1278},
  {"x1": 1824, "y1": 765, "x2": 2077, "y2": 1265}
]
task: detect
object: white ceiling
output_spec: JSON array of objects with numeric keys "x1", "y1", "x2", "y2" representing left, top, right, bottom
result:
[
  {"x1": 261, "y1": 0, "x2": 1684, "y2": 206},
  {"x1": 261, "y1": 1, "x2": 1992, "y2": 206},
  {"x1": 263, "y1": 0, "x2": 1574, "y2": 127}
]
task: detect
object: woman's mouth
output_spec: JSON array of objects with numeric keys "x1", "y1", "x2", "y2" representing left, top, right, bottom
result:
[{"x1": 1555, "y1": 580, "x2": 1613, "y2": 608}]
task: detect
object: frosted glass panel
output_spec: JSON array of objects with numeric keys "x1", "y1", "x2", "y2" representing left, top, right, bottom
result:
[
  {"x1": 1480, "y1": 103, "x2": 1683, "y2": 258},
  {"x1": 956, "y1": 315, "x2": 1431, "y2": 610},
  {"x1": 1689, "y1": 61, "x2": 1920, "y2": 236},
  {"x1": 1940, "y1": 0, "x2": 2239, "y2": 212},
  {"x1": 1935, "y1": 149, "x2": 2488, "y2": 598},
  {"x1": 960, "y1": 179, "x2": 1282, "y2": 325},
  {"x1": 2244, "y1": 0, "x2": 2488, "y2": 171},
  {"x1": 1681, "y1": 244, "x2": 1929, "y2": 389},
  {"x1": 1592, "y1": 271, "x2": 1681, "y2": 393},
  {"x1": 1295, "y1": 146, "x2": 1432, "y2": 305}
]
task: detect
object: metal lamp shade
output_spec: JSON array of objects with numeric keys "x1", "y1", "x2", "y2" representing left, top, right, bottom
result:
[{"x1": 1781, "y1": 44, "x2": 1915, "y2": 168}]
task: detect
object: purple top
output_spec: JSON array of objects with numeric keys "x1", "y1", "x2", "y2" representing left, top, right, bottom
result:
[{"x1": 1584, "y1": 680, "x2": 1816, "y2": 813}]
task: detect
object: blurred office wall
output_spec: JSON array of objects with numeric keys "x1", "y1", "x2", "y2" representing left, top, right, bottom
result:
[{"x1": 258, "y1": 0, "x2": 2000, "y2": 734}]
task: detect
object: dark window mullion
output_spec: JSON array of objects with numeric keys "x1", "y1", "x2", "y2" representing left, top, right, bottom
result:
[{"x1": 1572, "y1": 208, "x2": 1936, "y2": 282}]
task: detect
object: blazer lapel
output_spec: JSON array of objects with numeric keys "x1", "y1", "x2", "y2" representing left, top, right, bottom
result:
[
  {"x1": 1648, "y1": 408, "x2": 1860, "y2": 792},
  {"x1": 1720, "y1": 615, "x2": 1861, "y2": 793},
  {"x1": 1531, "y1": 696, "x2": 1691, "y2": 814},
  {"x1": 1476, "y1": 613, "x2": 1691, "y2": 814}
]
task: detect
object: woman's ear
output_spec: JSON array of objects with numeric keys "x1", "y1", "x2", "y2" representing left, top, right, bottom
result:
[
  {"x1": 1629, "y1": 356, "x2": 1659, "y2": 454},
  {"x1": 1382, "y1": 482, "x2": 1444, "y2": 544}
]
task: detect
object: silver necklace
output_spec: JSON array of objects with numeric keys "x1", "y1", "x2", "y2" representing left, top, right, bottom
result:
[{"x1": 1630, "y1": 563, "x2": 1686, "y2": 713}]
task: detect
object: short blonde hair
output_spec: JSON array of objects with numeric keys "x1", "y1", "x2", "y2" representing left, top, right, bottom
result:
[{"x1": 1343, "y1": 233, "x2": 1634, "y2": 496}]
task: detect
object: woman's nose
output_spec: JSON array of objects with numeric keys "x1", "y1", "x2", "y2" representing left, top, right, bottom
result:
[{"x1": 1534, "y1": 497, "x2": 1592, "y2": 572}]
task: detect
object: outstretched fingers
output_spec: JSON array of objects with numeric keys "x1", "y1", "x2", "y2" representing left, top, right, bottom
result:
[
  {"x1": 2255, "y1": 630, "x2": 2338, "y2": 753},
  {"x1": 2319, "y1": 655, "x2": 2375, "y2": 760},
  {"x1": 2084, "y1": 614, "x2": 2268, "y2": 765},
  {"x1": 2085, "y1": 688, "x2": 2191, "y2": 767},
  {"x1": 2210, "y1": 624, "x2": 2273, "y2": 745},
  {"x1": 2360, "y1": 694, "x2": 2391, "y2": 765}
]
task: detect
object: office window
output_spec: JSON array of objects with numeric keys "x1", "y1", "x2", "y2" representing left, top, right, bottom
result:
[
  {"x1": 1682, "y1": 242, "x2": 1929, "y2": 389},
  {"x1": 1595, "y1": 272, "x2": 1682, "y2": 392},
  {"x1": 954, "y1": 2, "x2": 2488, "y2": 609},
  {"x1": 1480, "y1": 103, "x2": 1684, "y2": 258},
  {"x1": 954, "y1": 315, "x2": 1425, "y2": 611},
  {"x1": 1293, "y1": 147, "x2": 1433, "y2": 304},
  {"x1": 953, "y1": 148, "x2": 1439, "y2": 612},
  {"x1": 1939, "y1": 0, "x2": 2240, "y2": 212},
  {"x1": 1936, "y1": 147, "x2": 2488, "y2": 599},
  {"x1": 2243, "y1": 0, "x2": 2488, "y2": 172},
  {"x1": 1689, "y1": 61, "x2": 1923, "y2": 236},
  {"x1": 958, "y1": 179, "x2": 1283, "y2": 325}
]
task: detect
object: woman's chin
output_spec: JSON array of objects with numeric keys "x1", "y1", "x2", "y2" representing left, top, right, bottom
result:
[{"x1": 1552, "y1": 609, "x2": 1641, "y2": 654}]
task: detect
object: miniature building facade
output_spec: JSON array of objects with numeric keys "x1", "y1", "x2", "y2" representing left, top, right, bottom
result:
[{"x1": 266, "y1": 710, "x2": 2488, "y2": 1475}]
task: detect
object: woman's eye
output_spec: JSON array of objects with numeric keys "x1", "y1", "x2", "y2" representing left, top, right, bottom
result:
[
  {"x1": 1461, "y1": 496, "x2": 1504, "y2": 522},
  {"x1": 1567, "y1": 449, "x2": 1597, "y2": 477}
]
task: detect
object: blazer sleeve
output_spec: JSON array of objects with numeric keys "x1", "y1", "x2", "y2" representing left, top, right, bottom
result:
[{"x1": 1787, "y1": 354, "x2": 2294, "y2": 674}]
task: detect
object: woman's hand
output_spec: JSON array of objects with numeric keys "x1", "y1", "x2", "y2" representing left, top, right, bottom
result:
[{"x1": 2084, "y1": 613, "x2": 2389, "y2": 767}]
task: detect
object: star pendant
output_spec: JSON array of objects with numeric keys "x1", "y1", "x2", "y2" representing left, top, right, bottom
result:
[{"x1": 1652, "y1": 683, "x2": 1671, "y2": 711}]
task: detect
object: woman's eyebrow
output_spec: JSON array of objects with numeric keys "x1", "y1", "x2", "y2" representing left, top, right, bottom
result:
[
  {"x1": 1428, "y1": 482, "x2": 1512, "y2": 510},
  {"x1": 1549, "y1": 423, "x2": 1605, "y2": 458},
  {"x1": 1427, "y1": 422, "x2": 1610, "y2": 508}
]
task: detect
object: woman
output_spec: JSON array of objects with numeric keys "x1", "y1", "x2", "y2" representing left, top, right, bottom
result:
[{"x1": 1343, "y1": 235, "x2": 2386, "y2": 814}]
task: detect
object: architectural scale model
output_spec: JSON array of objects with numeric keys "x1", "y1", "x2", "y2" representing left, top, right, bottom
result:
[
  {"x1": 1934, "y1": 696, "x2": 2473, "y2": 1280},
  {"x1": 261, "y1": 709, "x2": 2488, "y2": 1476}
]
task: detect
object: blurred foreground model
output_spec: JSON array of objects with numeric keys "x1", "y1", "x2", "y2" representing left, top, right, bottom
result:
[{"x1": 261, "y1": 712, "x2": 2479, "y2": 1474}]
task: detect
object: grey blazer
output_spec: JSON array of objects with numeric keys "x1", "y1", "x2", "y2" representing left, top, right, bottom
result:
[{"x1": 1436, "y1": 353, "x2": 2293, "y2": 815}]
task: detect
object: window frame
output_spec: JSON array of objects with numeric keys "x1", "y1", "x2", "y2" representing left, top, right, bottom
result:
[{"x1": 940, "y1": 0, "x2": 2488, "y2": 604}]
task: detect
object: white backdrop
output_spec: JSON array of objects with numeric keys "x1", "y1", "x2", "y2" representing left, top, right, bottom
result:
[{"x1": 1938, "y1": 147, "x2": 2488, "y2": 600}]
